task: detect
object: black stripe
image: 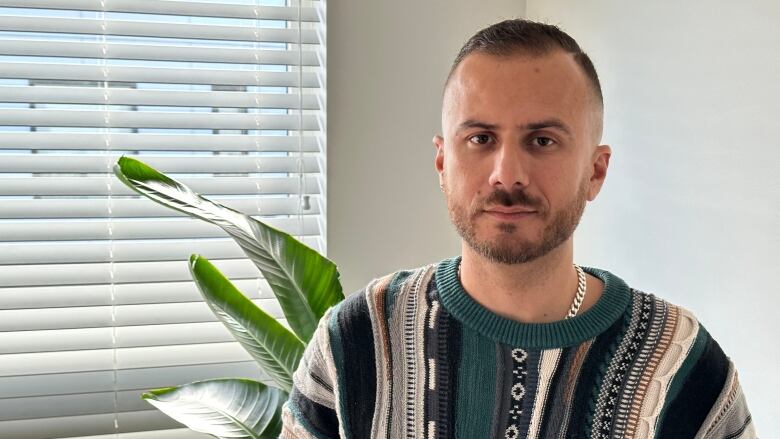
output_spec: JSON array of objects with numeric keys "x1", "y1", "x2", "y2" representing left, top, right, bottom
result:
[
  {"x1": 432, "y1": 282, "x2": 462, "y2": 439},
  {"x1": 518, "y1": 349, "x2": 542, "y2": 434},
  {"x1": 489, "y1": 344, "x2": 513, "y2": 437},
  {"x1": 308, "y1": 370, "x2": 334, "y2": 393},
  {"x1": 657, "y1": 333, "x2": 730, "y2": 439},
  {"x1": 290, "y1": 386, "x2": 339, "y2": 436},
  {"x1": 335, "y1": 289, "x2": 377, "y2": 439}
]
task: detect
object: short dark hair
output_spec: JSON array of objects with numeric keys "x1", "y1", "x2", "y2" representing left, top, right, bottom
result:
[{"x1": 447, "y1": 19, "x2": 603, "y2": 110}]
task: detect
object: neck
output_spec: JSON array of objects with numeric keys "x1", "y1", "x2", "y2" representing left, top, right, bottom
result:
[{"x1": 459, "y1": 238, "x2": 603, "y2": 323}]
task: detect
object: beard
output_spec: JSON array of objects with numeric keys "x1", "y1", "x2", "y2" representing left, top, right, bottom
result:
[{"x1": 446, "y1": 178, "x2": 589, "y2": 265}]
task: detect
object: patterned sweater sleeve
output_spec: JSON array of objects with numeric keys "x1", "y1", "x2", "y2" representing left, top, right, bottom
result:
[
  {"x1": 694, "y1": 360, "x2": 756, "y2": 439},
  {"x1": 657, "y1": 320, "x2": 757, "y2": 439},
  {"x1": 281, "y1": 307, "x2": 342, "y2": 439}
]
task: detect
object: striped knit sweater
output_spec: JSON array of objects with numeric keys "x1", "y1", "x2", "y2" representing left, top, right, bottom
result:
[{"x1": 281, "y1": 256, "x2": 755, "y2": 438}]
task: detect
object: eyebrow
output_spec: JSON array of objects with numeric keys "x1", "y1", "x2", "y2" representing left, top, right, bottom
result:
[
  {"x1": 456, "y1": 118, "x2": 573, "y2": 137},
  {"x1": 456, "y1": 119, "x2": 498, "y2": 132}
]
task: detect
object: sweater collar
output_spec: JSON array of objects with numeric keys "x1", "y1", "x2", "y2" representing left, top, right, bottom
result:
[{"x1": 435, "y1": 255, "x2": 632, "y2": 349}]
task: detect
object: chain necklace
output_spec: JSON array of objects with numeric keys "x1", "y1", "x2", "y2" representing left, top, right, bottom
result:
[{"x1": 457, "y1": 262, "x2": 588, "y2": 320}]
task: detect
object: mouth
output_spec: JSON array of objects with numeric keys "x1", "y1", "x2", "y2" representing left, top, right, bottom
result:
[{"x1": 483, "y1": 208, "x2": 536, "y2": 220}]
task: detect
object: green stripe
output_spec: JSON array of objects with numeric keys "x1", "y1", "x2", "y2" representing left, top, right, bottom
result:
[
  {"x1": 435, "y1": 256, "x2": 632, "y2": 348},
  {"x1": 455, "y1": 330, "x2": 497, "y2": 438}
]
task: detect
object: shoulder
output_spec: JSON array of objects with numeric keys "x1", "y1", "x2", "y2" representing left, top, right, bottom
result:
[
  {"x1": 622, "y1": 286, "x2": 747, "y2": 436},
  {"x1": 329, "y1": 261, "x2": 438, "y2": 330},
  {"x1": 626, "y1": 285, "x2": 723, "y2": 368}
]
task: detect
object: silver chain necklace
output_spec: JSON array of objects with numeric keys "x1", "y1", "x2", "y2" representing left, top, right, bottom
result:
[{"x1": 457, "y1": 262, "x2": 588, "y2": 319}]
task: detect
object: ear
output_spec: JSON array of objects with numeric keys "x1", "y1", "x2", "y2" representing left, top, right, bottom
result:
[
  {"x1": 433, "y1": 134, "x2": 445, "y2": 186},
  {"x1": 587, "y1": 144, "x2": 611, "y2": 201}
]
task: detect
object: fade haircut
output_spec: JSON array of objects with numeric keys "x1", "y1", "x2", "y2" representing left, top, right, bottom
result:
[{"x1": 446, "y1": 19, "x2": 603, "y2": 111}]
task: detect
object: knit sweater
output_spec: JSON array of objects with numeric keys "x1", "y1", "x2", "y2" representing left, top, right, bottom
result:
[{"x1": 281, "y1": 256, "x2": 755, "y2": 439}]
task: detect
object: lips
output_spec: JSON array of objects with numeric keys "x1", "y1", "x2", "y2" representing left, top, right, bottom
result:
[
  {"x1": 484, "y1": 207, "x2": 535, "y2": 214},
  {"x1": 483, "y1": 208, "x2": 536, "y2": 220}
]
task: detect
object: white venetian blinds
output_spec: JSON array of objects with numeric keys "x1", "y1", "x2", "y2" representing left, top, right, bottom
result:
[{"x1": 0, "y1": 1, "x2": 326, "y2": 438}]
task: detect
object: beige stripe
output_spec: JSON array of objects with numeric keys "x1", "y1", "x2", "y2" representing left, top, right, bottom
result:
[
  {"x1": 388, "y1": 266, "x2": 430, "y2": 438},
  {"x1": 388, "y1": 282, "x2": 408, "y2": 439},
  {"x1": 526, "y1": 348, "x2": 563, "y2": 439},
  {"x1": 428, "y1": 358, "x2": 437, "y2": 391},
  {"x1": 733, "y1": 421, "x2": 757, "y2": 439},
  {"x1": 428, "y1": 300, "x2": 440, "y2": 329},
  {"x1": 367, "y1": 273, "x2": 395, "y2": 439},
  {"x1": 623, "y1": 302, "x2": 678, "y2": 438},
  {"x1": 633, "y1": 305, "x2": 699, "y2": 439},
  {"x1": 427, "y1": 421, "x2": 437, "y2": 439}
]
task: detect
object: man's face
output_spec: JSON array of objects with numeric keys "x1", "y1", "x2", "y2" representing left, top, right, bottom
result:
[{"x1": 434, "y1": 50, "x2": 610, "y2": 265}]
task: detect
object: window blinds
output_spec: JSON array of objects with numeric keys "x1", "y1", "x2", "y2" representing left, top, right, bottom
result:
[{"x1": 0, "y1": 1, "x2": 326, "y2": 438}]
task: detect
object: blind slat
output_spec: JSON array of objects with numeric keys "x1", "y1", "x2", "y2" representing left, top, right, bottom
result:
[
  {"x1": 0, "y1": 39, "x2": 320, "y2": 65},
  {"x1": 0, "y1": 299, "x2": 284, "y2": 334},
  {"x1": 0, "y1": 251, "x2": 325, "y2": 288},
  {"x1": 0, "y1": 361, "x2": 262, "y2": 399},
  {"x1": 62, "y1": 428, "x2": 210, "y2": 439},
  {"x1": 0, "y1": 85, "x2": 320, "y2": 109},
  {"x1": 0, "y1": 409, "x2": 206, "y2": 438},
  {"x1": 0, "y1": 278, "x2": 274, "y2": 310},
  {"x1": 0, "y1": 0, "x2": 320, "y2": 22},
  {"x1": 0, "y1": 16, "x2": 320, "y2": 44},
  {"x1": 0, "y1": 321, "x2": 287, "y2": 354},
  {"x1": 0, "y1": 153, "x2": 320, "y2": 173},
  {"x1": 0, "y1": 390, "x2": 180, "y2": 422},
  {"x1": 0, "y1": 108, "x2": 319, "y2": 130},
  {"x1": 0, "y1": 258, "x2": 261, "y2": 287},
  {"x1": 1, "y1": 342, "x2": 259, "y2": 376},
  {"x1": 0, "y1": 175, "x2": 321, "y2": 196},
  {"x1": 0, "y1": 235, "x2": 321, "y2": 265},
  {"x1": 0, "y1": 132, "x2": 321, "y2": 152},
  {"x1": 0, "y1": 63, "x2": 320, "y2": 87},
  {"x1": 0, "y1": 196, "x2": 321, "y2": 219},
  {"x1": 0, "y1": 216, "x2": 320, "y2": 241}
]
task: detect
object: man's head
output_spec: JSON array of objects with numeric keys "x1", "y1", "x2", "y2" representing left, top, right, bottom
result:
[{"x1": 434, "y1": 19, "x2": 611, "y2": 265}]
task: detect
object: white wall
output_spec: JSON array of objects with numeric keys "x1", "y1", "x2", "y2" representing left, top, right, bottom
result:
[
  {"x1": 327, "y1": 0, "x2": 523, "y2": 293},
  {"x1": 525, "y1": 0, "x2": 779, "y2": 433}
]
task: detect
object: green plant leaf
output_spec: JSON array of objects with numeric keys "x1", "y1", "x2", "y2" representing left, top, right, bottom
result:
[
  {"x1": 190, "y1": 254, "x2": 304, "y2": 392},
  {"x1": 142, "y1": 378, "x2": 286, "y2": 439},
  {"x1": 113, "y1": 156, "x2": 344, "y2": 342}
]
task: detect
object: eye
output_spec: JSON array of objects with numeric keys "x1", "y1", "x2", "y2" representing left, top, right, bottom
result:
[
  {"x1": 468, "y1": 134, "x2": 493, "y2": 145},
  {"x1": 531, "y1": 136, "x2": 556, "y2": 148}
]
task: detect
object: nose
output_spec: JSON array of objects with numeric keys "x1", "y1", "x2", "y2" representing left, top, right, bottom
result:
[{"x1": 487, "y1": 141, "x2": 530, "y2": 190}]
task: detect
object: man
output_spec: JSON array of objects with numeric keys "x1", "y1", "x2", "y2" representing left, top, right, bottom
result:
[{"x1": 281, "y1": 19, "x2": 755, "y2": 438}]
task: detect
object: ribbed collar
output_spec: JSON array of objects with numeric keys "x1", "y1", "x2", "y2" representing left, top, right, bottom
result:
[{"x1": 435, "y1": 255, "x2": 632, "y2": 349}]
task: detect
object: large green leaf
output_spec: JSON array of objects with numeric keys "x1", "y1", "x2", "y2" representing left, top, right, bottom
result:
[
  {"x1": 113, "y1": 156, "x2": 343, "y2": 342},
  {"x1": 190, "y1": 254, "x2": 304, "y2": 392},
  {"x1": 142, "y1": 378, "x2": 286, "y2": 439}
]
